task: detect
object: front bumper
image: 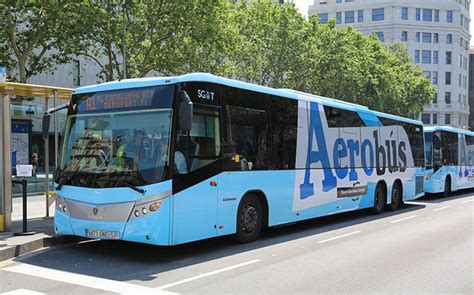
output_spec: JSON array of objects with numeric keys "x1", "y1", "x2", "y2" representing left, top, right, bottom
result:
[{"x1": 55, "y1": 196, "x2": 172, "y2": 246}]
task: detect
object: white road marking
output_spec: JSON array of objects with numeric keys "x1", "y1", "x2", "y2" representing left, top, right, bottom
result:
[
  {"x1": 1, "y1": 289, "x2": 45, "y2": 295},
  {"x1": 318, "y1": 231, "x2": 361, "y2": 244},
  {"x1": 390, "y1": 215, "x2": 418, "y2": 223},
  {"x1": 3, "y1": 263, "x2": 176, "y2": 295},
  {"x1": 156, "y1": 259, "x2": 260, "y2": 290},
  {"x1": 461, "y1": 199, "x2": 474, "y2": 204},
  {"x1": 434, "y1": 205, "x2": 451, "y2": 211}
]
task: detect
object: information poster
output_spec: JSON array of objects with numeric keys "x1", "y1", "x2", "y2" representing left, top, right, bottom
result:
[{"x1": 11, "y1": 121, "x2": 31, "y2": 166}]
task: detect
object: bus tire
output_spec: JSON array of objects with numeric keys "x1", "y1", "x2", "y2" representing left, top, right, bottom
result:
[
  {"x1": 388, "y1": 181, "x2": 402, "y2": 211},
  {"x1": 369, "y1": 183, "x2": 386, "y2": 215},
  {"x1": 443, "y1": 176, "x2": 451, "y2": 198},
  {"x1": 235, "y1": 194, "x2": 263, "y2": 243}
]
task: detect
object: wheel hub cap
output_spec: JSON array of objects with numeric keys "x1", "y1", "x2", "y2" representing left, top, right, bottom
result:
[{"x1": 242, "y1": 205, "x2": 258, "y2": 233}]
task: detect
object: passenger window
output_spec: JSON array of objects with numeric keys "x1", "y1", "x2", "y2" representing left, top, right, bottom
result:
[
  {"x1": 324, "y1": 106, "x2": 365, "y2": 128},
  {"x1": 175, "y1": 108, "x2": 221, "y2": 174}
]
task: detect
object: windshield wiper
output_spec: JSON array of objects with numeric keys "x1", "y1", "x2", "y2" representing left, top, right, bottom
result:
[{"x1": 118, "y1": 181, "x2": 146, "y2": 195}]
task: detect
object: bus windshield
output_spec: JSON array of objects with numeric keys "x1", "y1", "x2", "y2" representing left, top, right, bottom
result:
[{"x1": 57, "y1": 85, "x2": 174, "y2": 188}]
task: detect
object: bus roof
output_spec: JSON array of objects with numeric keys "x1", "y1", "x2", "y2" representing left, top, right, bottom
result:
[
  {"x1": 424, "y1": 125, "x2": 474, "y2": 136},
  {"x1": 73, "y1": 72, "x2": 422, "y2": 126}
]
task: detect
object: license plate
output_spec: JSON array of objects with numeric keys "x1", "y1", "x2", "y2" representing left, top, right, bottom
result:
[{"x1": 85, "y1": 229, "x2": 120, "y2": 240}]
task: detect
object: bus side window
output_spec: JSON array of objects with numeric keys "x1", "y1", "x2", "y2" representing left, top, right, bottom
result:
[{"x1": 175, "y1": 108, "x2": 221, "y2": 174}]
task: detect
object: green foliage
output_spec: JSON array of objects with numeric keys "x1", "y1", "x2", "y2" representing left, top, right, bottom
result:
[
  {"x1": 0, "y1": 0, "x2": 87, "y2": 82},
  {"x1": 0, "y1": 0, "x2": 434, "y2": 118}
]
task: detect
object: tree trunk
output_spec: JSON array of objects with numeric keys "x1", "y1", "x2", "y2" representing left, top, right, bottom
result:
[{"x1": 18, "y1": 57, "x2": 27, "y2": 83}]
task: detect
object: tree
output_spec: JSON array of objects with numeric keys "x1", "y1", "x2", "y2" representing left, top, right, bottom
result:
[
  {"x1": 289, "y1": 17, "x2": 434, "y2": 118},
  {"x1": 0, "y1": 0, "x2": 87, "y2": 83},
  {"x1": 168, "y1": 0, "x2": 238, "y2": 76},
  {"x1": 231, "y1": 0, "x2": 311, "y2": 88},
  {"x1": 72, "y1": 0, "x2": 192, "y2": 82}
]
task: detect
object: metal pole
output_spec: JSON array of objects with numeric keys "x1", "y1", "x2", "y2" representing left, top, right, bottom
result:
[
  {"x1": 13, "y1": 179, "x2": 35, "y2": 236},
  {"x1": 54, "y1": 90, "x2": 58, "y2": 171},
  {"x1": 44, "y1": 97, "x2": 49, "y2": 217},
  {"x1": 0, "y1": 94, "x2": 13, "y2": 231}
]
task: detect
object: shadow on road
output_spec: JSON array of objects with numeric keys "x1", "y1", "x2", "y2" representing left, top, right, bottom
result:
[
  {"x1": 11, "y1": 190, "x2": 472, "y2": 284},
  {"x1": 413, "y1": 188, "x2": 474, "y2": 204}
]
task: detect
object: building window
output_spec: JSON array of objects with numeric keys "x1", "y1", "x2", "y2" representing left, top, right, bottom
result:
[
  {"x1": 433, "y1": 113, "x2": 438, "y2": 124},
  {"x1": 401, "y1": 7, "x2": 408, "y2": 20},
  {"x1": 422, "y1": 50, "x2": 431, "y2": 64},
  {"x1": 72, "y1": 60, "x2": 80, "y2": 87},
  {"x1": 357, "y1": 10, "x2": 364, "y2": 22},
  {"x1": 434, "y1": 10, "x2": 440, "y2": 22},
  {"x1": 445, "y1": 72, "x2": 451, "y2": 85},
  {"x1": 445, "y1": 92, "x2": 451, "y2": 104},
  {"x1": 446, "y1": 34, "x2": 452, "y2": 44},
  {"x1": 336, "y1": 0, "x2": 342, "y2": 3},
  {"x1": 422, "y1": 32, "x2": 431, "y2": 43},
  {"x1": 318, "y1": 13, "x2": 328, "y2": 23},
  {"x1": 423, "y1": 9, "x2": 432, "y2": 21},
  {"x1": 447, "y1": 10, "x2": 453, "y2": 23},
  {"x1": 415, "y1": 50, "x2": 420, "y2": 63},
  {"x1": 433, "y1": 92, "x2": 438, "y2": 104},
  {"x1": 434, "y1": 33, "x2": 439, "y2": 43},
  {"x1": 445, "y1": 113, "x2": 451, "y2": 124},
  {"x1": 459, "y1": 93, "x2": 462, "y2": 102},
  {"x1": 423, "y1": 71, "x2": 431, "y2": 79},
  {"x1": 345, "y1": 11, "x2": 355, "y2": 23},
  {"x1": 416, "y1": 8, "x2": 421, "y2": 21},
  {"x1": 433, "y1": 51, "x2": 438, "y2": 64},
  {"x1": 433, "y1": 71, "x2": 438, "y2": 84},
  {"x1": 336, "y1": 12, "x2": 342, "y2": 24},
  {"x1": 401, "y1": 31, "x2": 408, "y2": 41},
  {"x1": 459, "y1": 54, "x2": 463, "y2": 67},
  {"x1": 416, "y1": 32, "x2": 420, "y2": 42},
  {"x1": 375, "y1": 32, "x2": 384, "y2": 42},
  {"x1": 372, "y1": 8, "x2": 384, "y2": 21},
  {"x1": 445, "y1": 51, "x2": 451, "y2": 64},
  {"x1": 459, "y1": 74, "x2": 462, "y2": 87},
  {"x1": 421, "y1": 113, "x2": 431, "y2": 124}
]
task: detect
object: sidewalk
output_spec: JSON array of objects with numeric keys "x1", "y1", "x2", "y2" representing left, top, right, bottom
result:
[{"x1": 1, "y1": 195, "x2": 84, "y2": 262}]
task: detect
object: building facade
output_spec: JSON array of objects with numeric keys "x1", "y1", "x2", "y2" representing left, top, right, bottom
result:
[
  {"x1": 469, "y1": 48, "x2": 474, "y2": 130},
  {"x1": 309, "y1": 0, "x2": 471, "y2": 129}
]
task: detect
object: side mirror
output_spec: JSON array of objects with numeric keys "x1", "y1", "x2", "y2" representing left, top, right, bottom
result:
[
  {"x1": 179, "y1": 90, "x2": 193, "y2": 131},
  {"x1": 42, "y1": 113, "x2": 51, "y2": 140}
]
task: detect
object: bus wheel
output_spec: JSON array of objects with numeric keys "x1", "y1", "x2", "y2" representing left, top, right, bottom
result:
[
  {"x1": 235, "y1": 194, "x2": 263, "y2": 243},
  {"x1": 443, "y1": 176, "x2": 451, "y2": 198},
  {"x1": 388, "y1": 182, "x2": 402, "y2": 211},
  {"x1": 369, "y1": 184, "x2": 386, "y2": 215}
]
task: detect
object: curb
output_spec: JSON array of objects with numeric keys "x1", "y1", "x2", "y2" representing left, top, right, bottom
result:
[{"x1": 0, "y1": 235, "x2": 87, "y2": 262}]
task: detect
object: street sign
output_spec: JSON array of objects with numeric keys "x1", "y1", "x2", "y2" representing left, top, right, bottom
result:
[
  {"x1": 16, "y1": 164, "x2": 33, "y2": 177},
  {"x1": 0, "y1": 67, "x2": 6, "y2": 83}
]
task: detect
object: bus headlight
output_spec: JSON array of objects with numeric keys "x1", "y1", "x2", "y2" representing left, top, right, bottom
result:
[
  {"x1": 129, "y1": 197, "x2": 165, "y2": 221},
  {"x1": 56, "y1": 195, "x2": 70, "y2": 216},
  {"x1": 149, "y1": 202, "x2": 160, "y2": 212}
]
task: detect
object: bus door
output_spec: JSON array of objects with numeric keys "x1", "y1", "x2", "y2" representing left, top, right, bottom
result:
[{"x1": 172, "y1": 105, "x2": 223, "y2": 244}]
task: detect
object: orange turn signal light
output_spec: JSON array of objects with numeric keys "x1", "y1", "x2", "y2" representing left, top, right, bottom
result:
[{"x1": 149, "y1": 202, "x2": 161, "y2": 212}]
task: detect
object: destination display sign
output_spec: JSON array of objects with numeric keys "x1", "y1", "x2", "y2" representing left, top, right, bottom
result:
[{"x1": 76, "y1": 85, "x2": 174, "y2": 113}]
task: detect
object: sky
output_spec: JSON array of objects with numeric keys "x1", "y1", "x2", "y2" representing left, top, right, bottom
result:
[{"x1": 292, "y1": 0, "x2": 474, "y2": 46}]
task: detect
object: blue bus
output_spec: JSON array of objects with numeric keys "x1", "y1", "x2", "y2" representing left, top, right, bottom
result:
[
  {"x1": 43, "y1": 73, "x2": 425, "y2": 245},
  {"x1": 424, "y1": 126, "x2": 474, "y2": 197}
]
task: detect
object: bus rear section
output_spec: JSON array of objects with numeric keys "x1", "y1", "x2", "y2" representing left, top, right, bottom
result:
[{"x1": 424, "y1": 127, "x2": 474, "y2": 196}]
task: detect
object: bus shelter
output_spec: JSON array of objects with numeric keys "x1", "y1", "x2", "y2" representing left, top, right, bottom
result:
[{"x1": 0, "y1": 83, "x2": 72, "y2": 232}]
